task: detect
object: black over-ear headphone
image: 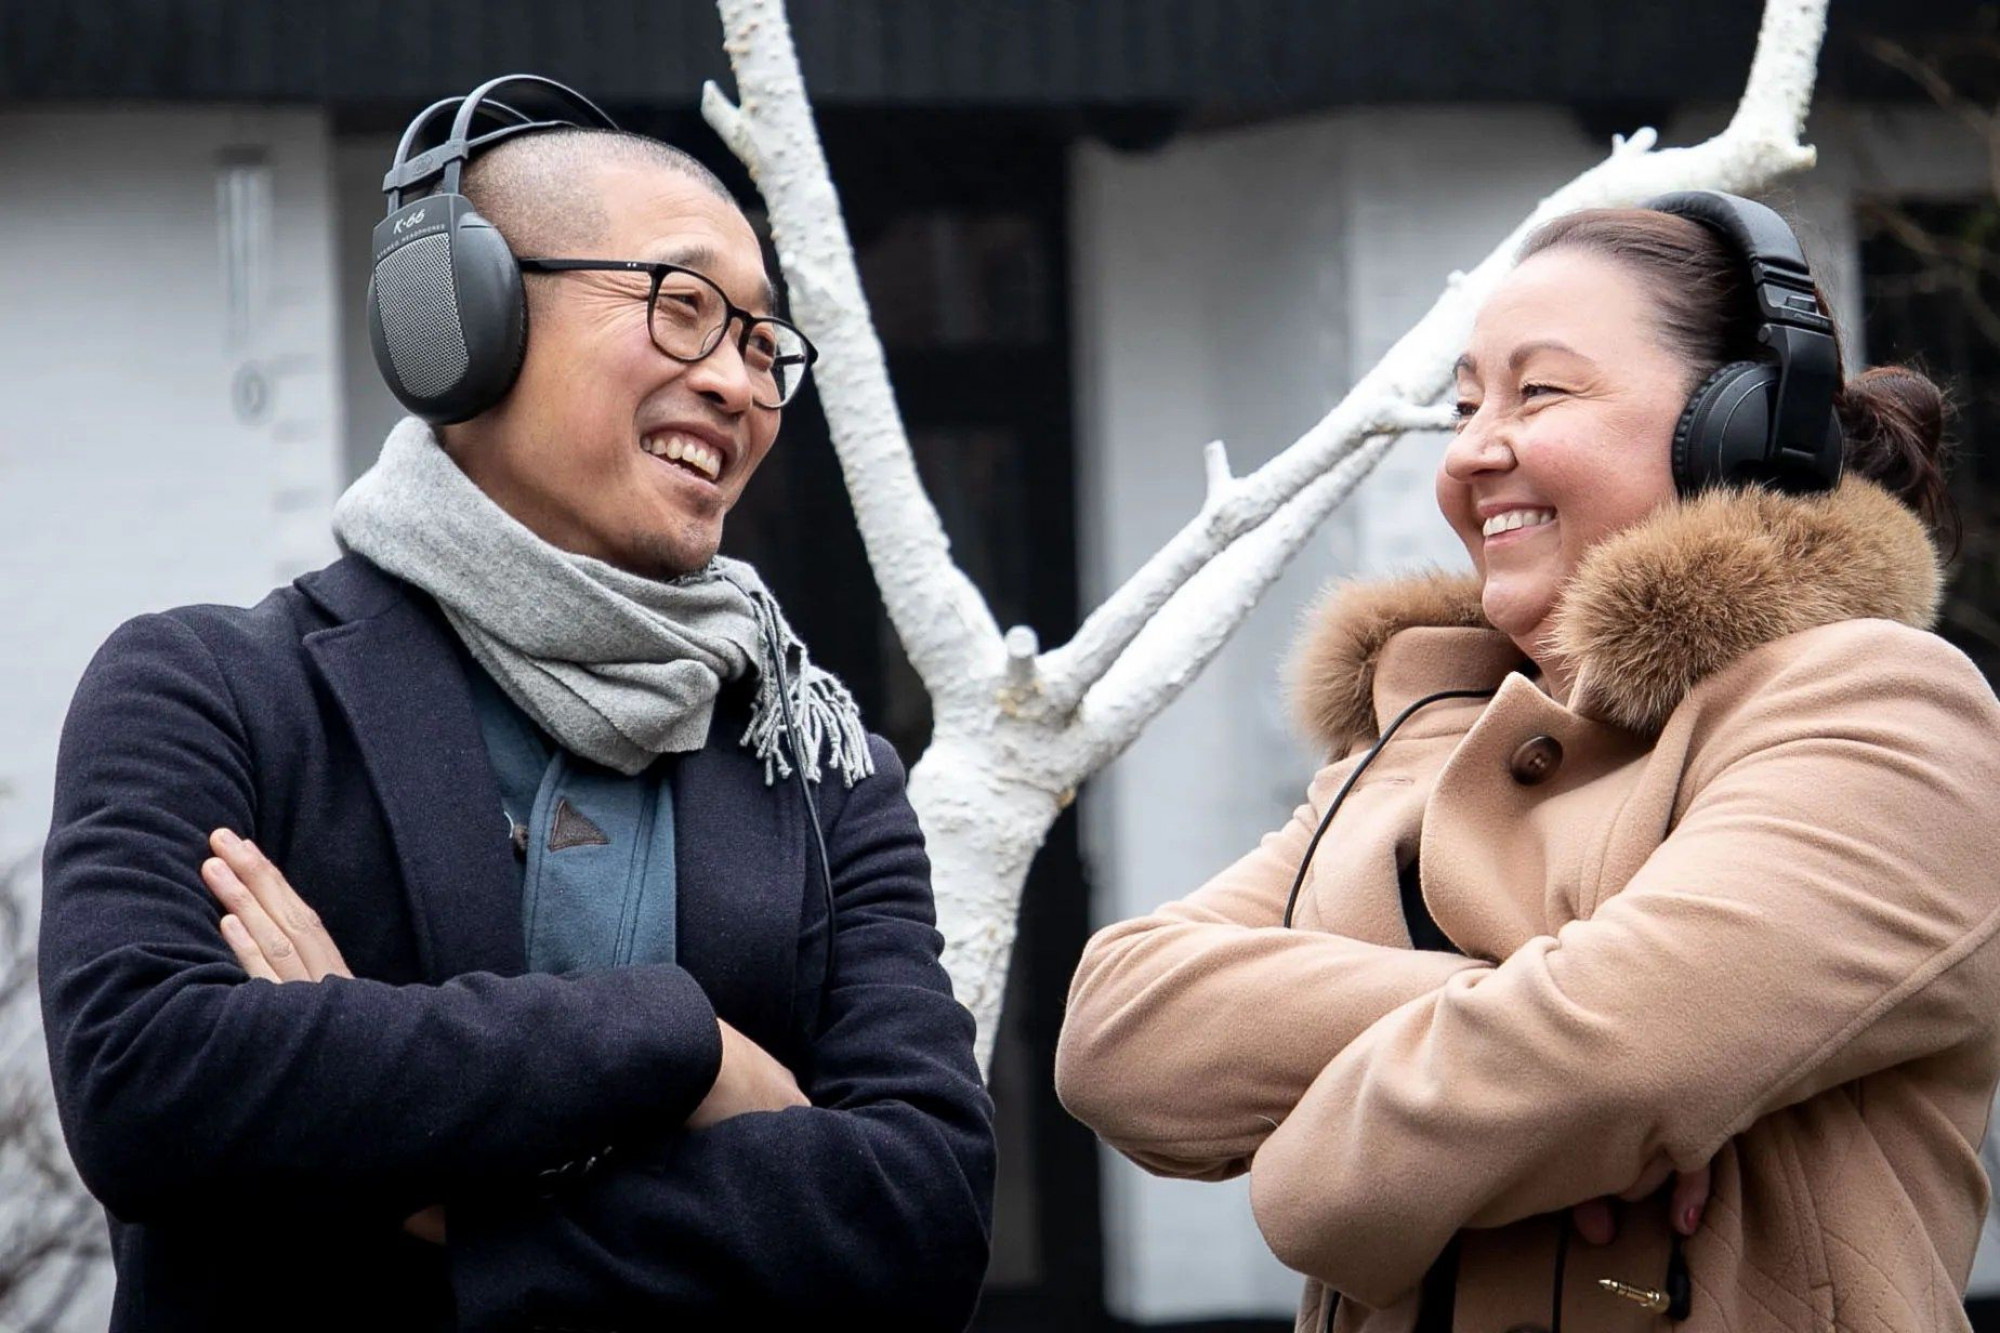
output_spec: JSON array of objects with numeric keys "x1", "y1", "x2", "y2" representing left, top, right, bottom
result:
[
  {"x1": 1642, "y1": 190, "x2": 1844, "y2": 498},
  {"x1": 368, "y1": 75, "x2": 620, "y2": 424}
]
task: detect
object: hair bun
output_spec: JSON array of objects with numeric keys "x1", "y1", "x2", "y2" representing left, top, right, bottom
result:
[{"x1": 1835, "y1": 364, "x2": 1955, "y2": 543}]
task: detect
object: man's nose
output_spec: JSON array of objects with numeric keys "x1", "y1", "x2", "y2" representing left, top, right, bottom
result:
[{"x1": 684, "y1": 328, "x2": 758, "y2": 413}]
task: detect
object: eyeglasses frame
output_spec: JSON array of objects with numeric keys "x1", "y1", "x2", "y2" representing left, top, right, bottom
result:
[{"x1": 515, "y1": 257, "x2": 819, "y2": 408}]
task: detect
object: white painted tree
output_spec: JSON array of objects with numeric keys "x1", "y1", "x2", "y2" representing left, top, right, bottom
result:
[{"x1": 703, "y1": 0, "x2": 1833, "y2": 1072}]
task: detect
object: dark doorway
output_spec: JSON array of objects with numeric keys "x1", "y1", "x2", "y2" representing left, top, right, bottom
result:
[
  {"x1": 695, "y1": 109, "x2": 1106, "y2": 1329},
  {"x1": 1861, "y1": 192, "x2": 2000, "y2": 1332},
  {"x1": 1860, "y1": 195, "x2": 2000, "y2": 683}
]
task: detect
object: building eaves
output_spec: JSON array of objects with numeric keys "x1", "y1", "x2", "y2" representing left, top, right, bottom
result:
[{"x1": 0, "y1": 0, "x2": 1983, "y2": 110}]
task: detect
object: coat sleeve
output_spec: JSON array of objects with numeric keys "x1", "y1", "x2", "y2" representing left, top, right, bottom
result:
[
  {"x1": 1055, "y1": 756, "x2": 1491, "y2": 1179},
  {"x1": 38, "y1": 613, "x2": 724, "y2": 1225},
  {"x1": 1249, "y1": 621, "x2": 2000, "y2": 1309},
  {"x1": 444, "y1": 737, "x2": 995, "y2": 1332}
]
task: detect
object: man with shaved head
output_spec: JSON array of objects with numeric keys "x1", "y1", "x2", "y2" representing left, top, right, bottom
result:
[{"x1": 40, "y1": 81, "x2": 993, "y2": 1332}]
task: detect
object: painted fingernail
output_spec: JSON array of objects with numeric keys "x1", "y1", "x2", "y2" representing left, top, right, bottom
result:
[{"x1": 1682, "y1": 1204, "x2": 1702, "y2": 1234}]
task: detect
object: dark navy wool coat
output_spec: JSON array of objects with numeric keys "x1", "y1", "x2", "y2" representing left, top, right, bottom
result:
[{"x1": 38, "y1": 554, "x2": 995, "y2": 1332}]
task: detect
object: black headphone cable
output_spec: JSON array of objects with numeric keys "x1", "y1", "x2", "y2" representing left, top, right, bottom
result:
[
  {"x1": 1282, "y1": 687, "x2": 1496, "y2": 930},
  {"x1": 1297, "y1": 682, "x2": 1693, "y2": 1332},
  {"x1": 1294, "y1": 685, "x2": 1495, "y2": 1333}
]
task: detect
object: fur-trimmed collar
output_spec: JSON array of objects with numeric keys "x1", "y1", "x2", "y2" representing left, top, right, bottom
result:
[{"x1": 1288, "y1": 479, "x2": 1942, "y2": 750}]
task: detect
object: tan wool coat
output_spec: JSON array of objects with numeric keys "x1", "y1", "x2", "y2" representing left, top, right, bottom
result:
[{"x1": 1056, "y1": 479, "x2": 2000, "y2": 1332}]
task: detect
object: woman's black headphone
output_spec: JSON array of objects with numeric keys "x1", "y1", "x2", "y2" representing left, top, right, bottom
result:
[
  {"x1": 367, "y1": 75, "x2": 620, "y2": 425},
  {"x1": 1643, "y1": 190, "x2": 1844, "y2": 498}
]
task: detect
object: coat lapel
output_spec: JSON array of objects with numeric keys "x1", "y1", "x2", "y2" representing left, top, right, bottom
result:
[
  {"x1": 300, "y1": 558, "x2": 525, "y2": 982},
  {"x1": 671, "y1": 692, "x2": 810, "y2": 1051}
]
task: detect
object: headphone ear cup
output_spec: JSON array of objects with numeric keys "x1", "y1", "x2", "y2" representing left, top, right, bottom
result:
[
  {"x1": 438, "y1": 210, "x2": 527, "y2": 423},
  {"x1": 1672, "y1": 360, "x2": 1777, "y2": 497},
  {"x1": 367, "y1": 197, "x2": 526, "y2": 424}
]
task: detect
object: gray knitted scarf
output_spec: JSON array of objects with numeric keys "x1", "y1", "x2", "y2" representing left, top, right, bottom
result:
[{"x1": 332, "y1": 417, "x2": 874, "y2": 786}]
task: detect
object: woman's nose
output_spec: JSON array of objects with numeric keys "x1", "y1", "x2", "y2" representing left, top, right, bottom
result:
[{"x1": 1441, "y1": 414, "x2": 1516, "y2": 482}]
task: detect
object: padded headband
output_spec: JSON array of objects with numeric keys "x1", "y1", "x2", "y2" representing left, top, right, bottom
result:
[{"x1": 381, "y1": 75, "x2": 620, "y2": 210}]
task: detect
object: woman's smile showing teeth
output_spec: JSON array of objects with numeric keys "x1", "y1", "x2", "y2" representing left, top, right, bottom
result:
[
  {"x1": 1482, "y1": 507, "x2": 1555, "y2": 539},
  {"x1": 641, "y1": 432, "x2": 724, "y2": 482}
]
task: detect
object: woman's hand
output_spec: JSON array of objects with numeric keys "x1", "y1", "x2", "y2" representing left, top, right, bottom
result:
[
  {"x1": 1572, "y1": 1159, "x2": 1711, "y2": 1245},
  {"x1": 201, "y1": 829, "x2": 352, "y2": 982}
]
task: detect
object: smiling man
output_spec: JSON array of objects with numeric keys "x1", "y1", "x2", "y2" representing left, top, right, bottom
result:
[{"x1": 38, "y1": 85, "x2": 993, "y2": 1332}]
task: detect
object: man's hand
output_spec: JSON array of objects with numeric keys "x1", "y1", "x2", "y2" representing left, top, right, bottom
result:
[
  {"x1": 1572, "y1": 1159, "x2": 1711, "y2": 1245},
  {"x1": 403, "y1": 1205, "x2": 447, "y2": 1246},
  {"x1": 687, "y1": 1020, "x2": 810, "y2": 1129},
  {"x1": 202, "y1": 829, "x2": 352, "y2": 982},
  {"x1": 202, "y1": 830, "x2": 442, "y2": 1244}
]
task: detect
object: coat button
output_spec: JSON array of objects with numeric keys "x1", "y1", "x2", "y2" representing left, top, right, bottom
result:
[{"x1": 1508, "y1": 734, "x2": 1563, "y2": 785}]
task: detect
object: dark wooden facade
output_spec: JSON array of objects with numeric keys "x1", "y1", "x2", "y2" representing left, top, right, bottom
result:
[{"x1": 0, "y1": 0, "x2": 1982, "y2": 111}]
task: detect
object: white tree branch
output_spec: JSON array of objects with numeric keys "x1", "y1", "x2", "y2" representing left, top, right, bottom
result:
[
  {"x1": 1731, "y1": 0, "x2": 1836, "y2": 143},
  {"x1": 1071, "y1": 431, "x2": 1400, "y2": 766},
  {"x1": 703, "y1": 0, "x2": 1004, "y2": 710},
  {"x1": 1039, "y1": 0, "x2": 1828, "y2": 733},
  {"x1": 705, "y1": 0, "x2": 1832, "y2": 1069},
  {"x1": 1036, "y1": 402, "x2": 1440, "y2": 715},
  {"x1": 1202, "y1": 440, "x2": 1232, "y2": 505},
  {"x1": 697, "y1": 81, "x2": 760, "y2": 176}
]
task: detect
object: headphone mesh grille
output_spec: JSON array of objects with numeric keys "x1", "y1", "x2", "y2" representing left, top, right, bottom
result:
[{"x1": 376, "y1": 233, "x2": 469, "y2": 398}]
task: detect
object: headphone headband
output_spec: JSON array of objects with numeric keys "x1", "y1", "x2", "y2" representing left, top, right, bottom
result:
[
  {"x1": 380, "y1": 75, "x2": 620, "y2": 211},
  {"x1": 442, "y1": 75, "x2": 619, "y2": 194},
  {"x1": 367, "y1": 74, "x2": 622, "y2": 424},
  {"x1": 1644, "y1": 190, "x2": 1834, "y2": 336}
]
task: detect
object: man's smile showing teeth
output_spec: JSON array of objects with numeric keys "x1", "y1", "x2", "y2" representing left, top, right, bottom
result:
[
  {"x1": 641, "y1": 433, "x2": 724, "y2": 482},
  {"x1": 1482, "y1": 508, "x2": 1555, "y2": 538}
]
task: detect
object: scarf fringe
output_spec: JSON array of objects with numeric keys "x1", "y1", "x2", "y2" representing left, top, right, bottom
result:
[
  {"x1": 337, "y1": 420, "x2": 876, "y2": 786},
  {"x1": 737, "y1": 589, "x2": 878, "y2": 789}
]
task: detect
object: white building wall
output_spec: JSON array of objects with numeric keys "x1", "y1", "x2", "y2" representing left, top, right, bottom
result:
[
  {"x1": 335, "y1": 133, "x2": 412, "y2": 481},
  {"x1": 0, "y1": 108, "x2": 346, "y2": 865},
  {"x1": 0, "y1": 111, "x2": 344, "y2": 1328},
  {"x1": 1070, "y1": 114, "x2": 1360, "y2": 1323},
  {"x1": 1071, "y1": 101, "x2": 1995, "y2": 1322}
]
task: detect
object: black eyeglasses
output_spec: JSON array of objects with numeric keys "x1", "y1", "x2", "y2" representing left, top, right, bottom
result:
[{"x1": 516, "y1": 258, "x2": 818, "y2": 409}]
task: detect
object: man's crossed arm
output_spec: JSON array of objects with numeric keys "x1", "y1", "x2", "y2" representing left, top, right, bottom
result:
[
  {"x1": 42, "y1": 613, "x2": 993, "y2": 1328},
  {"x1": 199, "y1": 827, "x2": 811, "y2": 1245}
]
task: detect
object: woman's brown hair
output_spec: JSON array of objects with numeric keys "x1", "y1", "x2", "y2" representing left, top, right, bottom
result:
[{"x1": 1516, "y1": 208, "x2": 1957, "y2": 548}]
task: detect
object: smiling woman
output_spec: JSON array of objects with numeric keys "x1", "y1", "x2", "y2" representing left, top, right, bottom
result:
[
  {"x1": 1056, "y1": 193, "x2": 2000, "y2": 1333},
  {"x1": 1440, "y1": 246, "x2": 1690, "y2": 687}
]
